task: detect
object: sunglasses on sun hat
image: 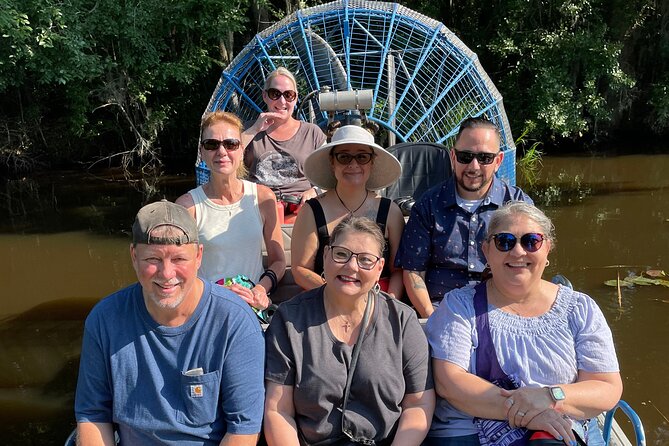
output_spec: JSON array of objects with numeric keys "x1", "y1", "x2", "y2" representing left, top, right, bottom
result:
[
  {"x1": 489, "y1": 232, "x2": 545, "y2": 252},
  {"x1": 266, "y1": 88, "x2": 297, "y2": 102}
]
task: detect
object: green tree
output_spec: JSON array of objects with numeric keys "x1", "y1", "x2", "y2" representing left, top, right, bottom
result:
[
  {"x1": 0, "y1": 0, "x2": 249, "y2": 176},
  {"x1": 404, "y1": 0, "x2": 646, "y2": 145}
]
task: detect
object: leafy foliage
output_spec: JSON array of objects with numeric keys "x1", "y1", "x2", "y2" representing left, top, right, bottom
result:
[
  {"x1": 0, "y1": 0, "x2": 249, "y2": 176},
  {"x1": 0, "y1": 0, "x2": 667, "y2": 177},
  {"x1": 404, "y1": 0, "x2": 665, "y2": 145}
]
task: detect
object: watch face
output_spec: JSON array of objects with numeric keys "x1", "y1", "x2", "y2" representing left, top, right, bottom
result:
[{"x1": 550, "y1": 386, "x2": 566, "y2": 401}]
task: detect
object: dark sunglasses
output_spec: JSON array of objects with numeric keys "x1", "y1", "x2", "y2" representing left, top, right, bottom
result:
[
  {"x1": 332, "y1": 152, "x2": 375, "y2": 165},
  {"x1": 201, "y1": 138, "x2": 241, "y2": 152},
  {"x1": 453, "y1": 149, "x2": 499, "y2": 165},
  {"x1": 328, "y1": 245, "x2": 381, "y2": 270},
  {"x1": 489, "y1": 232, "x2": 545, "y2": 252},
  {"x1": 266, "y1": 87, "x2": 297, "y2": 102}
]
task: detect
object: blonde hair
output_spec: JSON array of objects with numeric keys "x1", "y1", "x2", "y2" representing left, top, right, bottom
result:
[
  {"x1": 263, "y1": 67, "x2": 297, "y2": 91},
  {"x1": 200, "y1": 111, "x2": 247, "y2": 178}
]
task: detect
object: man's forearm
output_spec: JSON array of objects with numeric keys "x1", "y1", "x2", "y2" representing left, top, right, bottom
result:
[
  {"x1": 76, "y1": 422, "x2": 115, "y2": 446},
  {"x1": 403, "y1": 270, "x2": 433, "y2": 318},
  {"x1": 219, "y1": 432, "x2": 260, "y2": 446}
]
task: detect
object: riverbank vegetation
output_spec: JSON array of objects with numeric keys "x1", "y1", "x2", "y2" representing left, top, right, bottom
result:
[{"x1": 1, "y1": 0, "x2": 667, "y2": 177}]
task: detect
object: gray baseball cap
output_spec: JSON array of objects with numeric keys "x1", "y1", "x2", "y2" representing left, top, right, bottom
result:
[{"x1": 132, "y1": 200, "x2": 198, "y2": 245}]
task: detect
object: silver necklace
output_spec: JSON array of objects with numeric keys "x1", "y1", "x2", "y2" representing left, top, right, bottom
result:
[{"x1": 335, "y1": 188, "x2": 368, "y2": 216}]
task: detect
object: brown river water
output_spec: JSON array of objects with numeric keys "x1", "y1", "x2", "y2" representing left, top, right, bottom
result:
[{"x1": 1, "y1": 155, "x2": 667, "y2": 445}]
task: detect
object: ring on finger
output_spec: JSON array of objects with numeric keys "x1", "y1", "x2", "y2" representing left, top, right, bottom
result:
[
  {"x1": 517, "y1": 411, "x2": 526, "y2": 417},
  {"x1": 507, "y1": 398, "x2": 514, "y2": 406}
]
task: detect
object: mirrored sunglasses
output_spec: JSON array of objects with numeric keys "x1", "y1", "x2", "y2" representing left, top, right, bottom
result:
[
  {"x1": 201, "y1": 138, "x2": 241, "y2": 151},
  {"x1": 332, "y1": 152, "x2": 374, "y2": 165},
  {"x1": 329, "y1": 245, "x2": 380, "y2": 270},
  {"x1": 266, "y1": 87, "x2": 297, "y2": 102},
  {"x1": 490, "y1": 232, "x2": 545, "y2": 252},
  {"x1": 453, "y1": 149, "x2": 499, "y2": 165}
]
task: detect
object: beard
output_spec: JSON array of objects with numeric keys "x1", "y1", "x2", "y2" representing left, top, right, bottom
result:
[
  {"x1": 456, "y1": 169, "x2": 493, "y2": 193},
  {"x1": 145, "y1": 281, "x2": 186, "y2": 309},
  {"x1": 149, "y1": 293, "x2": 185, "y2": 309}
]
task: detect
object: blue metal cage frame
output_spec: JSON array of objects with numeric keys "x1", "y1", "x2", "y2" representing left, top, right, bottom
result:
[{"x1": 201, "y1": 0, "x2": 517, "y2": 185}]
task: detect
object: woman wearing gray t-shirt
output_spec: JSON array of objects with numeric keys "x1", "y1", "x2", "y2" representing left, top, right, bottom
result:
[
  {"x1": 242, "y1": 67, "x2": 326, "y2": 207},
  {"x1": 265, "y1": 216, "x2": 435, "y2": 445}
]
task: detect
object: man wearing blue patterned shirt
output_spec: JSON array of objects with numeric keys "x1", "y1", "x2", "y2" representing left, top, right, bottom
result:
[{"x1": 395, "y1": 118, "x2": 533, "y2": 318}]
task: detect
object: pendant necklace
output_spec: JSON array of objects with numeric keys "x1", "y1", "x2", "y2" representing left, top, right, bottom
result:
[
  {"x1": 338, "y1": 314, "x2": 352, "y2": 332},
  {"x1": 335, "y1": 188, "x2": 369, "y2": 216}
]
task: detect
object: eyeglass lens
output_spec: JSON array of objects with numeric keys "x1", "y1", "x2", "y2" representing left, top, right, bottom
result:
[
  {"x1": 201, "y1": 138, "x2": 241, "y2": 151},
  {"x1": 266, "y1": 88, "x2": 297, "y2": 102},
  {"x1": 330, "y1": 246, "x2": 379, "y2": 270},
  {"x1": 333, "y1": 152, "x2": 374, "y2": 165},
  {"x1": 492, "y1": 233, "x2": 544, "y2": 252},
  {"x1": 454, "y1": 149, "x2": 498, "y2": 165}
]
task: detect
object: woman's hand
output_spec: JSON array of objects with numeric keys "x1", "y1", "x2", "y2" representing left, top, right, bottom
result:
[
  {"x1": 300, "y1": 187, "x2": 318, "y2": 204},
  {"x1": 524, "y1": 409, "x2": 576, "y2": 445},
  {"x1": 501, "y1": 387, "x2": 555, "y2": 428},
  {"x1": 250, "y1": 112, "x2": 284, "y2": 133},
  {"x1": 225, "y1": 283, "x2": 270, "y2": 310}
]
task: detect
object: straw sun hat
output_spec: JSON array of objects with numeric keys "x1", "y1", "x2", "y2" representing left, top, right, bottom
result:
[{"x1": 303, "y1": 125, "x2": 401, "y2": 190}]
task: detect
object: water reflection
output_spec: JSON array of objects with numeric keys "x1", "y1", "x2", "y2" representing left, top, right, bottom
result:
[
  {"x1": 535, "y1": 154, "x2": 669, "y2": 445},
  {"x1": 1, "y1": 158, "x2": 667, "y2": 445}
]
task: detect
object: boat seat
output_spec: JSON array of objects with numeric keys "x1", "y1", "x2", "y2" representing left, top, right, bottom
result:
[
  {"x1": 382, "y1": 142, "x2": 452, "y2": 209},
  {"x1": 262, "y1": 224, "x2": 303, "y2": 304}
]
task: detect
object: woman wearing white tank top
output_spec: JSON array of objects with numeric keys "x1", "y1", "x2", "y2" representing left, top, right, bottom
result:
[{"x1": 177, "y1": 111, "x2": 285, "y2": 311}]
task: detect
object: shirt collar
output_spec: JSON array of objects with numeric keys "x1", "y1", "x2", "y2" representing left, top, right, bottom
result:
[{"x1": 446, "y1": 175, "x2": 506, "y2": 208}]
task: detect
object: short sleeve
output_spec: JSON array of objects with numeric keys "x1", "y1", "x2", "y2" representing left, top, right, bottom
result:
[
  {"x1": 395, "y1": 197, "x2": 432, "y2": 270},
  {"x1": 570, "y1": 294, "x2": 620, "y2": 373},
  {"x1": 315, "y1": 126, "x2": 327, "y2": 147},
  {"x1": 220, "y1": 321, "x2": 265, "y2": 435},
  {"x1": 75, "y1": 315, "x2": 113, "y2": 423},
  {"x1": 425, "y1": 287, "x2": 476, "y2": 371},
  {"x1": 401, "y1": 312, "x2": 434, "y2": 394},
  {"x1": 265, "y1": 308, "x2": 297, "y2": 385}
]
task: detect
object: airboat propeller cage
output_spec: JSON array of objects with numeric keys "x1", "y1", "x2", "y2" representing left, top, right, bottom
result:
[
  {"x1": 319, "y1": 89, "x2": 374, "y2": 111},
  {"x1": 197, "y1": 0, "x2": 518, "y2": 186}
]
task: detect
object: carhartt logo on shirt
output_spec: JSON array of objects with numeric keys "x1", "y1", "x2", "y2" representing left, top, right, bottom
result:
[{"x1": 190, "y1": 384, "x2": 204, "y2": 398}]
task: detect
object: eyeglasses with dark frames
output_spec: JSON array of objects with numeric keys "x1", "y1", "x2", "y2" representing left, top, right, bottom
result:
[
  {"x1": 453, "y1": 148, "x2": 499, "y2": 165},
  {"x1": 201, "y1": 138, "x2": 241, "y2": 152},
  {"x1": 328, "y1": 245, "x2": 381, "y2": 270},
  {"x1": 332, "y1": 152, "x2": 375, "y2": 165},
  {"x1": 266, "y1": 88, "x2": 297, "y2": 102},
  {"x1": 489, "y1": 232, "x2": 545, "y2": 252}
]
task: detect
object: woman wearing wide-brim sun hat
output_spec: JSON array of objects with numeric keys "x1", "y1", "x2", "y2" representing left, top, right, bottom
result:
[{"x1": 291, "y1": 124, "x2": 406, "y2": 297}]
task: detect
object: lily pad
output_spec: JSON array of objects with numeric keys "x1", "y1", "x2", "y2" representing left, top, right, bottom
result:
[
  {"x1": 604, "y1": 269, "x2": 669, "y2": 288},
  {"x1": 604, "y1": 279, "x2": 634, "y2": 288},
  {"x1": 655, "y1": 279, "x2": 669, "y2": 288},
  {"x1": 628, "y1": 276, "x2": 659, "y2": 286},
  {"x1": 644, "y1": 269, "x2": 667, "y2": 278}
]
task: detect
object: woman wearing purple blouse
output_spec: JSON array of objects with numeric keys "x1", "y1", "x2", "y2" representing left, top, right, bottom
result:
[{"x1": 424, "y1": 201, "x2": 622, "y2": 446}]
